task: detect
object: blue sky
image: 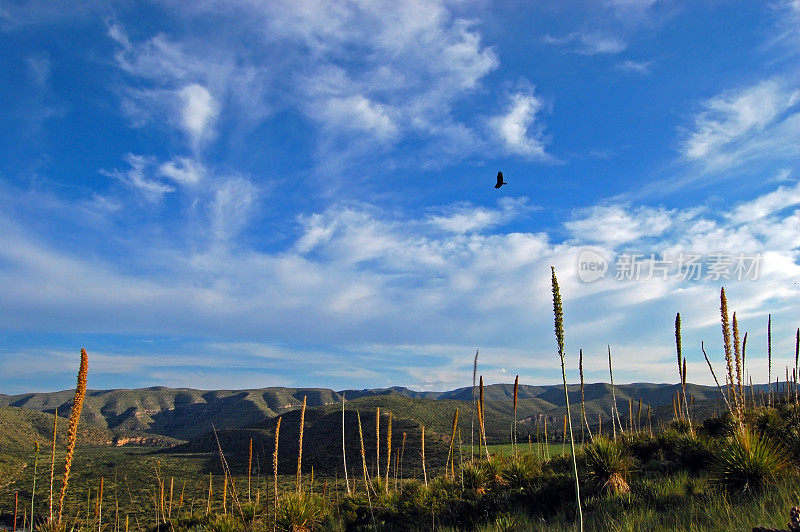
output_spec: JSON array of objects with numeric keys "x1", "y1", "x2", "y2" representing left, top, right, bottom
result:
[{"x1": 1, "y1": 0, "x2": 799, "y2": 393}]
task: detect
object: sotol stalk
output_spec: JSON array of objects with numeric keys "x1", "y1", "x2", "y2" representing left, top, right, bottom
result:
[{"x1": 551, "y1": 267, "x2": 583, "y2": 532}]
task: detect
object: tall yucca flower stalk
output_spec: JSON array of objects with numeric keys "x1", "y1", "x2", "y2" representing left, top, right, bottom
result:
[
  {"x1": 513, "y1": 375, "x2": 519, "y2": 452},
  {"x1": 682, "y1": 360, "x2": 693, "y2": 433},
  {"x1": 341, "y1": 394, "x2": 350, "y2": 494},
  {"x1": 375, "y1": 407, "x2": 380, "y2": 479},
  {"x1": 795, "y1": 328, "x2": 799, "y2": 405},
  {"x1": 675, "y1": 313, "x2": 685, "y2": 419},
  {"x1": 637, "y1": 399, "x2": 642, "y2": 433},
  {"x1": 273, "y1": 417, "x2": 281, "y2": 510},
  {"x1": 742, "y1": 332, "x2": 749, "y2": 409},
  {"x1": 479, "y1": 376, "x2": 490, "y2": 460},
  {"x1": 608, "y1": 345, "x2": 623, "y2": 439},
  {"x1": 550, "y1": 267, "x2": 583, "y2": 532},
  {"x1": 446, "y1": 409, "x2": 459, "y2": 479},
  {"x1": 720, "y1": 288, "x2": 739, "y2": 420},
  {"x1": 206, "y1": 473, "x2": 212, "y2": 516},
  {"x1": 49, "y1": 407, "x2": 57, "y2": 522},
  {"x1": 357, "y1": 412, "x2": 369, "y2": 494},
  {"x1": 58, "y1": 348, "x2": 88, "y2": 525},
  {"x1": 702, "y1": 342, "x2": 734, "y2": 415},
  {"x1": 768, "y1": 314, "x2": 772, "y2": 406},
  {"x1": 471, "y1": 349, "x2": 479, "y2": 460},
  {"x1": 385, "y1": 412, "x2": 392, "y2": 491},
  {"x1": 296, "y1": 396, "x2": 306, "y2": 493},
  {"x1": 676, "y1": 313, "x2": 694, "y2": 436},
  {"x1": 31, "y1": 441, "x2": 39, "y2": 528},
  {"x1": 421, "y1": 425, "x2": 428, "y2": 487},
  {"x1": 579, "y1": 349, "x2": 592, "y2": 443},
  {"x1": 733, "y1": 312, "x2": 743, "y2": 416},
  {"x1": 400, "y1": 432, "x2": 406, "y2": 481},
  {"x1": 248, "y1": 437, "x2": 253, "y2": 502}
]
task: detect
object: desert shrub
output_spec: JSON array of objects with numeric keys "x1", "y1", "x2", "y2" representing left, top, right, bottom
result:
[
  {"x1": 702, "y1": 411, "x2": 737, "y2": 438},
  {"x1": 275, "y1": 491, "x2": 329, "y2": 531},
  {"x1": 656, "y1": 430, "x2": 715, "y2": 473},
  {"x1": 239, "y1": 501, "x2": 261, "y2": 522},
  {"x1": 710, "y1": 429, "x2": 791, "y2": 493},
  {"x1": 544, "y1": 453, "x2": 572, "y2": 475},
  {"x1": 622, "y1": 432, "x2": 660, "y2": 464},
  {"x1": 460, "y1": 460, "x2": 492, "y2": 495},
  {"x1": 499, "y1": 453, "x2": 542, "y2": 491},
  {"x1": 749, "y1": 407, "x2": 782, "y2": 437},
  {"x1": 674, "y1": 435, "x2": 715, "y2": 474},
  {"x1": 667, "y1": 418, "x2": 693, "y2": 435},
  {"x1": 581, "y1": 437, "x2": 633, "y2": 495},
  {"x1": 207, "y1": 513, "x2": 242, "y2": 532}
]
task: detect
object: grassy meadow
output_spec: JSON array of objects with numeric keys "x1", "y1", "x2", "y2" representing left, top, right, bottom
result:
[{"x1": 1, "y1": 281, "x2": 799, "y2": 531}]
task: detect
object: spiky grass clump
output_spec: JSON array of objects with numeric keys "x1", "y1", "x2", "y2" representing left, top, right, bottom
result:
[
  {"x1": 460, "y1": 460, "x2": 493, "y2": 495},
  {"x1": 275, "y1": 491, "x2": 329, "y2": 532},
  {"x1": 710, "y1": 429, "x2": 790, "y2": 493},
  {"x1": 34, "y1": 520, "x2": 66, "y2": 532},
  {"x1": 499, "y1": 453, "x2": 542, "y2": 491},
  {"x1": 582, "y1": 437, "x2": 632, "y2": 495}
]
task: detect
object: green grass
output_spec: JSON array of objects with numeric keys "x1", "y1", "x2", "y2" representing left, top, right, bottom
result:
[{"x1": 471, "y1": 442, "x2": 584, "y2": 457}]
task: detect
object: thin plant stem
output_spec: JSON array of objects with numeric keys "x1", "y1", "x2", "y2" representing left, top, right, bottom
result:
[
  {"x1": 342, "y1": 393, "x2": 350, "y2": 494},
  {"x1": 297, "y1": 396, "x2": 306, "y2": 493},
  {"x1": 551, "y1": 266, "x2": 583, "y2": 532},
  {"x1": 702, "y1": 342, "x2": 734, "y2": 415}
]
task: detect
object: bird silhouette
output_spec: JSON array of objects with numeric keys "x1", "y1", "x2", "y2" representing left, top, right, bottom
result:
[{"x1": 494, "y1": 171, "x2": 507, "y2": 189}]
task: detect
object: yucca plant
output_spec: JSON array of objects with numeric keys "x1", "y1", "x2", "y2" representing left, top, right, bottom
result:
[
  {"x1": 460, "y1": 460, "x2": 491, "y2": 495},
  {"x1": 582, "y1": 437, "x2": 632, "y2": 496},
  {"x1": 275, "y1": 491, "x2": 328, "y2": 532},
  {"x1": 499, "y1": 453, "x2": 542, "y2": 491},
  {"x1": 710, "y1": 429, "x2": 790, "y2": 492}
]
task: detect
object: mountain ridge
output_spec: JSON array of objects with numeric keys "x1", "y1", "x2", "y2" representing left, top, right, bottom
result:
[{"x1": 0, "y1": 382, "x2": 743, "y2": 442}]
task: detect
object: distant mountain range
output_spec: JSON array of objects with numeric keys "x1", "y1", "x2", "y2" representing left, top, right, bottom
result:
[
  {"x1": 2, "y1": 382, "x2": 762, "y2": 476},
  {"x1": 0, "y1": 382, "x2": 739, "y2": 441}
]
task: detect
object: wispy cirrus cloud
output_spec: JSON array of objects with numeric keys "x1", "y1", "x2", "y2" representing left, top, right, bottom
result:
[
  {"x1": 681, "y1": 78, "x2": 800, "y2": 170},
  {"x1": 101, "y1": 153, "x2": 175, "y2": 199},
  {"x1": 543, "y1": 32, "x2": 627, "y2": 55},
  {"x1": 615, "y1": 59, "x2": 653, "y2": 74}
]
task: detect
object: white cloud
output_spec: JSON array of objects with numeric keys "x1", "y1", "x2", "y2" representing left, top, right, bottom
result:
[
  {"x1": 26, "y1": 54, "x2": 51, "y2": 88},
  {"x1": 123, "y1": 1, "x2": 499, "y2": 168},
  {"x1": 729, "y1": 179, "x2": 800, "y2": 223},
  {"x1": 490, "y1": 91, "x2": 549, "y2": 158},
  {"x1": 319, "y1": 95, "x2": 397, "y2": 139},
  {"x1": 179, "y1": 84, "x2": 218, "y2": 146},
  {"x1": 565, "y1": 205, "x2": 677, "y2": 246},
  {"x1": 682, "y1": 79, "x2": 800, "y2": 169},
  {"x1": 210, "y1": 178, "x2": 258, "y2": 244},
  {"x1": 101, "y1": 154, "x2": 175, "y2": 199},
  {"x1": 2, "y1": 168, "x2": 800, "y2": 389},
  {"x1": 428, "y1": 197, "x2": 533, "y2": 233},
  {"x1": 544, "y1": 32, "x2": 627, "y2": 55},
  {"x1": 159, "y1": 156, "x2": 204, "y2": 185},
  {"x1": 108, "y1": 23, "x2": 271, "y2": 148},
  {"x1": 616, "y1": 59, "x2": 652, "y2": 74}
]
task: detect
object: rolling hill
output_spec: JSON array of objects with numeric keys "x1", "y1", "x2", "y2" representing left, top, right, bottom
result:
[{"x1": 0, "y1": 382, "x2": 740, "y2": 446}]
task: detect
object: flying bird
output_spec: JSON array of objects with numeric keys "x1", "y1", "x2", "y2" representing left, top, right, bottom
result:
[{"x1": 494, "y1": 171, "x2": 507, "y2": 189}]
